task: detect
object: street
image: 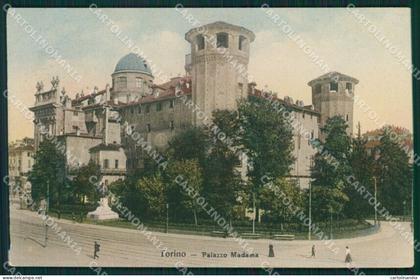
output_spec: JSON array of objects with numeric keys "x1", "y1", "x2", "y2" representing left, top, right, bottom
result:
[{"x1": 9, "y1": 203, "x2": 413, "y2": 268}]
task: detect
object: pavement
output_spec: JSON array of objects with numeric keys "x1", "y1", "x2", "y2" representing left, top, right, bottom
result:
[{"x1": 8, "y1": 202, "x2": 414, "y2": 268}]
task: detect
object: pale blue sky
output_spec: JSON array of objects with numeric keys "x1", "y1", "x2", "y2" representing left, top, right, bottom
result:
[{"x1": 7, "y1": 8, "x2": 412, "y2": 140}]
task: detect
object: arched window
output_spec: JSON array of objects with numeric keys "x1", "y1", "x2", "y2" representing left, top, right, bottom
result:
[
  {"x1": 239, "y1": 35, "x2": 247, "y2": 50},
  {"x1": 216, "y1": 32, "x2": 229, "y2": 48},
  {"x1": 196, "y1": 35, "x2": 205, "y2": 50}
]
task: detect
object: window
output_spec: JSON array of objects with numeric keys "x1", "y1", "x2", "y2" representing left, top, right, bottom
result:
[
  {"x1": 115, "y1": 159, "x2": 119, "y2": 169},
  {"x1": 27, "y1": 152, "x2": 30, "y2": 157},
  {"x1": 315, "y1": 84, "x2": 322, "y2": 94},
  {"x1": 170, "y1": 121, "x2": 174, "y2": 130},
  {"x1": 346, "y1": 82, "x2": 352, "y2": 91},
  {"x1": 117, "y1": 77, "x2": 127, "y2": 88},
  {"x1": 346, "y1": 114, "x2": 349, "y2": 121},
  {"x1": 239, "y1": 35, "x2": 246, "y2": 50},
  {"x1": 146, "y1": 124, "x2": 151, "y2": 132},
  {"x1": 169, "y1": 100, "x2": 174, "y2": 108},
  {"x1": 28, "y1": 160, "x2": 31, "y2": 168},
  {"x1": 130, "y1": 107, "x2": 134, "y2": 114},
  {"x1": 302, "y1": 113, "x2": 305, "y2": 119},
  {"x1": 138, "y1": 106, "x2": 141, "y2": 114},
  {"x1": 145, "y1": 104, "x2": 150, "y2": 113},
  {"x1": 216, "y1": 32, "x2": 229, "y2": 48},
  {"x1": 196, "y1": 35, "x2": 205, "y2": 50},
  {"x1": 330, "y1": 82, "x2": 338, "y2": 92},
  {"x1": 72, "y1": 125, "x2": 79, "y2": 132},
  {"x1": 136, "y1": 77, "x2": 142, "y2": 88},
  {"x1": 237, "y1": 83, "x2": 243, "y2": 95},
  {"x1": 311, "y1": 130, "x2": 314, "y2": 139},
  {"x1": 156, "y1": 102, "x2": 162, "y2": 112},
  {"x1": 104, "y1": 159, "x2": 109, "y2": 169},
  {"x1": 73, "y1": 111, "x2": 78, "y2": 116}
]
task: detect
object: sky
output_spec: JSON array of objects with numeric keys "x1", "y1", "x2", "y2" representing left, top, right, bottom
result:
[{"x1": 6, "y1": 7, "x2": 412, "y2": 141}]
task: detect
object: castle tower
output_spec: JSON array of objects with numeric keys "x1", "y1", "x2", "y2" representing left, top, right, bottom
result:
[
  {"x1": 308, "y1": 72, "x2": 359, "y2": 136},
  {"x1": 185, "y1": 21, "x2": 255, "y2": 125}
]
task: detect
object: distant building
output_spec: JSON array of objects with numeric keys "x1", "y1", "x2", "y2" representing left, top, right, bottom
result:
[
  {"x1": 8, "y1": 137, "x2": 34, "y2": 196},
  {"x1": 29, "y1": 21, "x2": 358, "y2": 189}
]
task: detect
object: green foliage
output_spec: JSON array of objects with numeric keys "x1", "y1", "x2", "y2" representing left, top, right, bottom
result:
[
  {"x1": 71, "y1": 160, "x2": 101, "y2": 205},
  {"x1": 137, "y1": 174, "x2": 167, "y2": 219},
  {"x1": 28, "y1": 139, "x2": 66, "y2": 208},
  {"x1": 260, "y1": 178, "x2": 303, "y2": 223},
  {"x1": 376, "y1": 129, "x2": 412, "y2": 215},
  {"x1": 344, "y1": 125, "x2": 375, "y2": 219},
  {"x1": 312, "y1": 116, "x2": 351, "y2": 187},
  {"x1": 311, "y1": 116, "x2": 351, "y2": 220},
  {"x1": 166, "y1": 127, "x2": 210, "y2": 166},
  {"x1": 238, "y1": 96, "x2": 295, "y2": 189},
  {"x1": 166, "y1": 159, "x2": 203, "y2": 225},
  {"x1": 204, "y1": 110, "x2": 244, "y2": 221}
]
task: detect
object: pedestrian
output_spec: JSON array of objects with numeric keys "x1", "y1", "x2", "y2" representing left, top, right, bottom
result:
[
  {"x1": 268, "y1": 244, "x2": 275, "y2": 257},
  {"x1": 311, "y1": 245, "x2": 315, "y2": 258},
  {"x1": 94, "y1": 241, "x2": 100, "y2": 259},
  {"x1": 345, "y1": 246, "x2": 352, "y2": 263}
]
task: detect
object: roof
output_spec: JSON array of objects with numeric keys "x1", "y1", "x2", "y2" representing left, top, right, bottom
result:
[
  {"x1": 249, "y1": 87, "x2": 320, "y2": 115},
  {"x1": 307, "y1": 71, "x2": 359, "y2": 86},
  {"x1": 185, "y1": 21, "x2": 255, "y2": 43},
  {"x1": 113, "y1": 53, "x2": 153, "y2": 76},
  {"x1": 89, "y1": 143, "x2": 122, "y2": 152},
  {"x1": 118, "y1": 76, "x2": 192, "y2": 108}
]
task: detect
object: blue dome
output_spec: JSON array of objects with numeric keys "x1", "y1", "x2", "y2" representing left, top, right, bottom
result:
[{"x1": 114, "y1": 53, "x2": 153, "y2": 76}]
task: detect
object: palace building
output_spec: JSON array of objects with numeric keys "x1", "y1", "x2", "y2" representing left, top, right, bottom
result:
[{"x1": 29, "y1": 21, "x2": 358, "y2": 189}]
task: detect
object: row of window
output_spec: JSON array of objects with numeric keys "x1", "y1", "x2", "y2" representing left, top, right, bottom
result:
[
  {"x1": 128, "y1": 100, "x2": 175, "y2": 115},
  {"x1": 196, "y1": 33, "x2": 247, "y2": 51},
  {"x1": 131, "y1": 121, "x2": 175, "y2": 133},
  {"x1": 115, "y1": 77, "x2": 148, "y2": 89},
  {"x1": 314, "y1": 82, "x2": 353, "y2": 94}
]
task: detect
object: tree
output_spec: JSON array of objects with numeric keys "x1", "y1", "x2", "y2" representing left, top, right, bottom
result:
[
  {"x1": 166, "y1": 159, "x2": 203, "y2": 225},
  {"x1": 203, "y1": 110, "x2": 244, "y2": 223},
  {"x1": 28, "y1": 139, "x2": 66, "y2": 209},
  {"x1": 238, "y1": 95, "x2": 295, "y2": 221},
  {"x1": 311, "y1": 116, "x2": 351, "y2": 223},
  {"x1": 166, "y1": 127, "x2": 210, "y2": 166},
  {"x1": 376, "y1": 129, "x2": 412, "y2": 215},
  {"x1": 137, "y1": 174, "x2": 167, "y2": 219},
  {"x1": 260, "y1": 178, "x2": 303, "y2": 224},
  {"x1": 344, "y1": 123, "x2": 375, "y2": 219},
  {"x1": 312, "y1": 116, "x2": 352, "y2": 187},
  {"x1": 71, "y1": 160, "x2": 101, "y2": 205}
]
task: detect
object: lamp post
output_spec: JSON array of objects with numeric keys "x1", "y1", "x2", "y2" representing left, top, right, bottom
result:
[
  {"x1": 166, "y1": 203, "x2": 169, "y2": 233},
  {"x1": 308, "y1": 180, "x2": 312, "y2": 240},
  {"x1": 252, "y1": 192, "x2": 256, "y2": 234},
  {"x1": 373, "y1": 176, "x2": 377, "y2": 226},
  {"x1": 403, "y1": 200, "x2": 406, "y2": 222},
  {"x1": 44, "y1": 180, "x2": 50, "y2": 247}
]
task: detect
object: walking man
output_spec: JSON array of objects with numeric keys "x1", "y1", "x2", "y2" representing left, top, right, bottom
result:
[
  {"x1": 311, "y1": 245, "x2": 316, "y2": 258},
  {"x1": 93, "y1": 241, "x2": 100, "y2": 259},
  {"x1": 268, "y1": 244, "x2": 275, "y2": 257},
  {"x1": 345, "y1": 246, "x2": 352, "y2": 264}
]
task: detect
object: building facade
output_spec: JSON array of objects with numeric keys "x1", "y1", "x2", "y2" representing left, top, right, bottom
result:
[
  {"x1": 8, "y1": 138, "x2": 34, "y2": 196},
  {"x1": 29, "y1": 21, "x2": 357, "y2": 189}
]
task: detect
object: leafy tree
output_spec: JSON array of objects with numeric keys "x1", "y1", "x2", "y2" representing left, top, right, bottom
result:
[
  {"x1": 71, "y1": 160, "x2": 101, "y2": 205},
  {"x1": 344, "y1": 124, "x2": 375, "y2": 219},
  {"x1": 167, "y1": 159, "x2": 203, "y2": 225},
  {"x1": 312, "y1": 116, "x2": 352, "y2": 187},
  {"x1": 137, "y1": 174, "x2": 167, "y2": 219},
  {"x1": 311, "y1": 116, "x2": 351, "y2": 222},
  {"x1": 28, "y1": 139, "x2": 66, "y2": 209},
  {"x1": 238, "y1": 95, "x2": 295, "y2": 220},
  {"x1": 204, "y1": 110, "x2": 244, "y2": 223},
  {"x1": 166, "y1": 127, "x2": 210, "y2": 166},
  {"x1": 376, "y1": 129, "x2": 412, "y2": 215},
  {"x1": 260, "y1": 178, "x2": 303, "y2": 224}
]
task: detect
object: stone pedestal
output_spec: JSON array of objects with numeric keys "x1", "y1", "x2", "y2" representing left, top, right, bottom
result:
[{"x1": 87, "y1": 197, "x2": 119, "y2": 220}]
